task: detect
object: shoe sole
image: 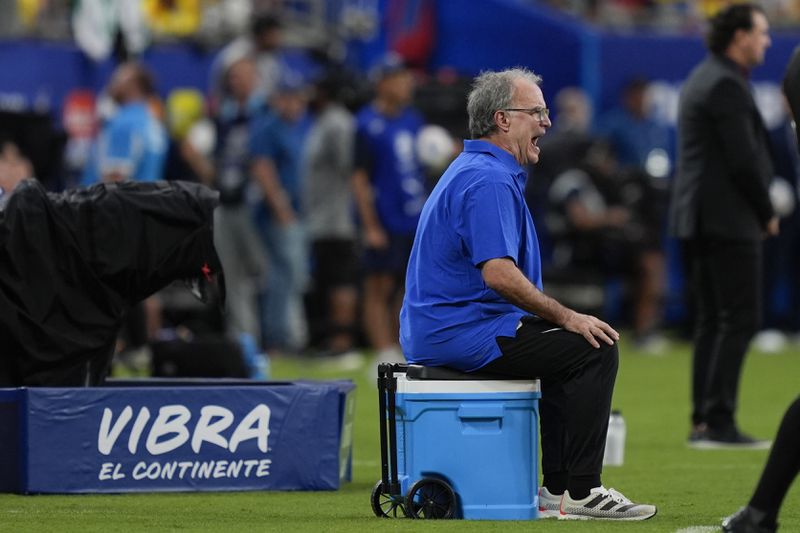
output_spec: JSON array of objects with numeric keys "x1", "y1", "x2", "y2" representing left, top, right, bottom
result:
[
  {"x1": 687, "y1": 440, "x2": 772, "y2": 450},
  {"x1": 538, "y1": 508, "x2": 560, "y2": 519},
  {"x1": 559, "y1": 508, "x2": 658, "y2": 521}
]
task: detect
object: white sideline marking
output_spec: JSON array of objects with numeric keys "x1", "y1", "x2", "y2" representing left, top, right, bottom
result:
[{"x1": 675, "y1": 526, "x2": 718, "y2": 533}]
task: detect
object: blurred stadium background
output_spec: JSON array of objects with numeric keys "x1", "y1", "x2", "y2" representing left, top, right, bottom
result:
[{"x1": 1, "y1": 1, "x2": 799, "y2": 344}]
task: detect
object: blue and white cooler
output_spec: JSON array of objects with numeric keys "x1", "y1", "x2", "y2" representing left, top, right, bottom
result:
[{"x1": 391, "y1": 365, "x2": 541, "y2": 520}]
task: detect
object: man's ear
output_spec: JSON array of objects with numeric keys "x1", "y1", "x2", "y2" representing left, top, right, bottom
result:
[{"x1": 494, "y1": 109, "x2": 510, "y2": 133}]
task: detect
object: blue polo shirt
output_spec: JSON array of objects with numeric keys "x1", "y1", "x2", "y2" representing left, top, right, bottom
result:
[{"x1": 400, "y1": 140, "x2": 543, "y2": 371}]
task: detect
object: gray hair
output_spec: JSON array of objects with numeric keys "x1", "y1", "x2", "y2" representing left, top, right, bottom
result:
[{"x1": 467, "y1": 68, "x2": 542, "y2": 139}]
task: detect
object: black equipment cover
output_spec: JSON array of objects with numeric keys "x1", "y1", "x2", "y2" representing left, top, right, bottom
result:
[{"x1": 0, "y1": 179, "x2": 224, "y2": 386}]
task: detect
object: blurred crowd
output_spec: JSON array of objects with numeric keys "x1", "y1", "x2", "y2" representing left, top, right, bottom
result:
[
  {"x1": 6, "y1": 0, "x2": 800, "y2": 46},
  {"x1": 0, "y1": 0, "x2": 378, "y2": 51},
  {"x1": 534, "y1": 80, "x2": 672, "y2": 352},
  {"x1": 537, "y1": 0, "x2": 800, "y2": 31},
  {"x1": 534, "y1": 77, "x2": 800, "y2": 356},
  {"x1": 1, "y1": 2, "x2": 799, "y2": 380}
]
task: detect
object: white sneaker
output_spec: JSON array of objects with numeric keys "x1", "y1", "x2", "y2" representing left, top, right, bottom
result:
[
  {"x1": 559, "y1": 486, "x2": 657, "y2": 521},
  {"x1": 537, "y1": 486, "x2": 562, "y2": 518}
]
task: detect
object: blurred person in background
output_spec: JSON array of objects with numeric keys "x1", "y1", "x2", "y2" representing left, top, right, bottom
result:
[
  {"x1": 547, "y1": 139, "x2": 667, "y2": 351},
  {"x1": 595, "y1": 77, "x2": 673, "y2": 177},
  {"x1": 212, "y1": 55, "x2": 269, "y2": 346},
  {"x1": 529, "y1": 86, "x2": 597, "y2": 262},
  {"x1": 752, "y1": 97, "x2": 800, "y2": 351},
  {"x1": 209, "y1": 13, "x2": 284, "y2": 113},
  {"x1": 81, "y1": 61, "x2": 167, "y2": 186},
  {"x1": 669, "y1": 3, "x2": 777, "y2": 448},
  {"x1": 590, "y1": 77, "x2": 671, "y2": 350},
  {"x1": 250, "y1": 72, "x2": 312, "y2": 354},
  {"x1": 352, "y1": 53, "x2": 427, "y2": 364},
  {"x1": 0, "y1": 141, "x2": 33, "y2": 201},
  {"x1": 535, "y1": 86, "x2": 596, "y2": 185},
  {"x1": 303, "y1": 70, "x2": 361, "y2": 363}
]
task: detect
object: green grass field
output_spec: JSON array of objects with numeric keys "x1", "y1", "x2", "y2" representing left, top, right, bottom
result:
[{"x1": 1, "y1": 337, "x2": 798, "y2": 532}]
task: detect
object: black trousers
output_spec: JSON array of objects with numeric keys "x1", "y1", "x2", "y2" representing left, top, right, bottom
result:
[
  {"x1": 480, "y1": 316, "x2": 618, "y2": 491},
  {"x1": 750, "y1": 396, "x2": 800, "y2": 520},
  {"x1": 683, "y1": 238, "x2": 762, "y2": 430}
]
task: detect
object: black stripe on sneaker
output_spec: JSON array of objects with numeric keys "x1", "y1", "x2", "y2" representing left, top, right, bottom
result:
[
  {"x1": 584, "y1": 495, "x2": 608, "y2": 509},
  {"x1": 600, "y1": 501, "x2": 618, "y2": 511},
  {"x1": 615, "y1": 504, "x2": 637, "y2": 513}
]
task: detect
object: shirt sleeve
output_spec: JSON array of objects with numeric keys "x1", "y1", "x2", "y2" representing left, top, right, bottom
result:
[{"x1": 460, "y1": 178, "x2": 524, "y2": 267}]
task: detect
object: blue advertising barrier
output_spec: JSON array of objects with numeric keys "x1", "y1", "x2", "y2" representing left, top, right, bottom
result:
[{"x1": 0, "y1": 379, "x2": 355, "y2": 494}]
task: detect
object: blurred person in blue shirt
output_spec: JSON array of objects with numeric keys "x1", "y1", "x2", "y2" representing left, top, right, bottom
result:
[
  {"x1": 82, "y1": 62, "x2": 167, "y2": 185},
  {"x1": 595, "y1": 77, "x2": 672, "y2": 176},
  {"x1": 250, "y1": 72, "x2": 312, "y2": 353},
  {"x1": 352, "y1": 53, "x2": 427, "y2": 363}
]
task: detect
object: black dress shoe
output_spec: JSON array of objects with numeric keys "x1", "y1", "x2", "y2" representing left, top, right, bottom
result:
[
  {"x1": 688, "y1": 426, "x2": 771, "y2": 450},
  {"x1": 722, "y1": 506, "x2": 777, "y2": 533}
]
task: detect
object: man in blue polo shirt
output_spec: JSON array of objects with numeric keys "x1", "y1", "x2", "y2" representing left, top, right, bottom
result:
[{"x1": 400, "y1": 68, "x2": 657, "y2": 521}]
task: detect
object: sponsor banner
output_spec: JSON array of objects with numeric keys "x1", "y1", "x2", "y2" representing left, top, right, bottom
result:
[{"x1": 0, "y1": 381, "x2": 354, "y2": 493}]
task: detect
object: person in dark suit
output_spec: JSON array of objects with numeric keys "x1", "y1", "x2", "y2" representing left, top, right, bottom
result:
[{"x1": 668, "y1": 2, "x2": 779, "y2": 448}]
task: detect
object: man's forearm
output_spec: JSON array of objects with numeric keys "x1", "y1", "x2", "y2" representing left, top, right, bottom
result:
[{"x1": 481, "y1": 257, "x2": 571, "y2": 326}]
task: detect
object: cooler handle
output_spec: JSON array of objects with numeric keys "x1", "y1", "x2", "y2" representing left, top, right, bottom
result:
[{"x1": 457, "y1": 403, "x2": 504, "y2": 419}]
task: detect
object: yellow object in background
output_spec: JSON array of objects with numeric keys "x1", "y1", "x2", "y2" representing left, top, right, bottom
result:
[
  {"x1": 16, "y1": 0, "x2": 43, "y2": 29},
  {"x1": 699, "y1": 0, "x2": 744, "y2": 18},
  {"x1": 166, "y1": 88, "x2": 205, "y2": 139},
  {"x1": 143, "y1": 0, "x2": 201, "y2": 37}
]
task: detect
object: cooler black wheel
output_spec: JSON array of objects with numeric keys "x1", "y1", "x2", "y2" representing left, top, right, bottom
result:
[
  {"x1": 404, "y1": 478, "x2": 456, "y2": 519},
  {"x1": 371, "y1": 480, "x2": 406, "y2": 518}
]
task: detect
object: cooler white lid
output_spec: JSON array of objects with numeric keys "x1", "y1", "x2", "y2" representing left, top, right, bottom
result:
[{"x1": 395, "y1": 374, "x2": 541, "y2": 394}]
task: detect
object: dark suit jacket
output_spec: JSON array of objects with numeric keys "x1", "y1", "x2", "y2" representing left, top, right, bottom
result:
[{"x1": 669, "y1": 54, "x2": 774, "y2": 241}]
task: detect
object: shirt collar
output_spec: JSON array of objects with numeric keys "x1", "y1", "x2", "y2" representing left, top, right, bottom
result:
[{"x1": 463, "y1": 139, "x2": 527, "y2": 176}]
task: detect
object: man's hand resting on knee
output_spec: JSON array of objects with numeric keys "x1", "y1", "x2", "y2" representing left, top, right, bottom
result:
[{"x1": 481, "y1": 257, "x2": 619, "y2": 348}]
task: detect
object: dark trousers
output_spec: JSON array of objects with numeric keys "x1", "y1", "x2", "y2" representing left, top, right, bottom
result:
[
  {"x1": 480, "y1": 316, "x2": 618, "y2": 492},
  {"x1": 683, "y1": 238, "x2": 762, "y2": 430},
  {"x1": 749, "y1": 396, "x2": 800, "y2": 519}
]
